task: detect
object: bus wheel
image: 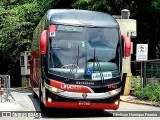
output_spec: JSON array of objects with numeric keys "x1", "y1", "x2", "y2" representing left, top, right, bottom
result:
[
  {"x1": 32, "y1": 91, "x2": 37, "y2": 98},
  {"x1": 39, "y1": 99, "x2": 47, "y2": 113},
  {"x1": 39, "y1": 86, "x2": 46, "y2": 113}
]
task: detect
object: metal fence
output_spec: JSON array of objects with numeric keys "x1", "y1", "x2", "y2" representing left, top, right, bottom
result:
[
  {"x1": 143, "y1": 59, "x2": 160, "y2": 87},
  {"x1": 0, "y1": 75, "x2": 15, "y2": 102},
  {"x1": 131, "y1": 59, "x2": 160, "y2": 88}
]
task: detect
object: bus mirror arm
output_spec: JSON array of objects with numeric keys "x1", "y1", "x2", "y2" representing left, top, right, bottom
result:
[
  {"x1": 121, "y1": 35, "x2": 131, "y2": 57},
  {"x1": 40, "y1": 30, "x2": 48, "y2": 54}
]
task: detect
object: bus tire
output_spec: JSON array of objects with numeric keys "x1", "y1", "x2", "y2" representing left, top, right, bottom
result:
[
  {"x1": 32, "y1": 91, "x2": 37, "y2": 98},
  {"x1": 39, "y1": 99, "x2": 47, "y2": 113},
  {"x1": 39, "y1": 83, "x2": 49, "y2": 113}
]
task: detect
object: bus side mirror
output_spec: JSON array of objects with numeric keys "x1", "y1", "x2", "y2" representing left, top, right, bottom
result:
[
  {"x1": 40, "y1": 30, "x2": 48, "y2": 54},
  {"x1": 121, "y1": 35, "x2": 131, "y2": 57}
]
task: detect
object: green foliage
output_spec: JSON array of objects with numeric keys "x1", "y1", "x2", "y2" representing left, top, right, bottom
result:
[
  {"x1": 130, "y1": 76, "x2": 160, "y2": 101},
  {"x1": 72, "y1": 0, "x2": 111, "y2": 12},
  {"x1": 130, "y1": 76, "x2": 141, "y2": 92},
  {"x1": 135, "y1": 84, "x2": 160, "y2": 102},
  {"x1": 152, "y1": 0, "x2": 160, "y2": 11},
  {"x1": 0, "y1": 0, "x2": 54, "y2": 86},
  {"x1": 0, "y1": 0, "x2": 160, "y2": 86}
]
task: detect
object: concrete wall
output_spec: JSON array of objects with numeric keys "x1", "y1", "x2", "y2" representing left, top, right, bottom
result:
[
  {"x1": 116, "y1": 19, "x2": 137, "y2": 74},
  {"x1": 21, "y1": 76, "x2": 31, "y2": 88}
]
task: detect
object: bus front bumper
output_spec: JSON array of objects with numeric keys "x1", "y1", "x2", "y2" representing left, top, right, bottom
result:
[{"x1": 45, "y1": 100, "x2": 120, "y2": 110}]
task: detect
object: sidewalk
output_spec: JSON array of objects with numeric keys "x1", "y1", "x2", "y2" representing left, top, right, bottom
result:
[
  {"x1": 120, "y1": 95, "x2": 160, "y2": 107},
  {"x1": 0, "y1": 88, "x2": 33, "y2": 111},
  {"x1": 0, "y1": 102, "x2": 24, "y2": 111}
]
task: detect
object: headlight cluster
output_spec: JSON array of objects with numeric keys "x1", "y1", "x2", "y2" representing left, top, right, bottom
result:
[
  {"x1": 45, "y1": 83, "x2": 63, "y2": 93},
  {"x1": 107, "y1": 88, "x2": 121, "y2": 96}
]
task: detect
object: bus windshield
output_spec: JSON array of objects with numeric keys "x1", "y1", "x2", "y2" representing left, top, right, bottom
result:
[{"x1": 49, "y1": 25, "x2": 120, "y2": 80}]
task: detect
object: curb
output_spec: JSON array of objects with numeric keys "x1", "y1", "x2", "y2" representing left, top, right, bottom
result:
[
  {"x1": 120, "y1": 99, "x2": 160, "y2": 107},
  {"x1": 12, "y1": 87, "x2": 32, "y2": 89}
]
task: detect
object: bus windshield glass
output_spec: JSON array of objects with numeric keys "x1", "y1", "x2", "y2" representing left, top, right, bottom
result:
[{"x1": 49, "y1": 25, "x2": 120, "y2": 80}]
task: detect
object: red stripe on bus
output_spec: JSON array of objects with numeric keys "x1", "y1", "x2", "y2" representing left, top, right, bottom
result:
[{"x1": 50, "y1": 79, "x2": 92, "y2": 93}]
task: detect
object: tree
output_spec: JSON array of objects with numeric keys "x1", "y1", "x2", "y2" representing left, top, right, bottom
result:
[
  {"x1": 71, "y1": 0, "x2": 111, "y2": 12},
  {"x1": 0, "y1": 0, "x2": 54, "y2": 86},
  {"x1": 0, "y1": 0, "x2": 160, "y2": 86}
]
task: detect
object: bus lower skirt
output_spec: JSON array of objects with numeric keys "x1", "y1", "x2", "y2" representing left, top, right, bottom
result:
[{"x1": 45, "y1": 100, "x2": 120, "y2": 110}]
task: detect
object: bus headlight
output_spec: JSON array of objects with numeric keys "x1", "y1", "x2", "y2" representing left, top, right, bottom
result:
[
  {"x1": 51, "y1": 87, "x2": 59, "y2": 92},
  {"x1": 108, "y1": 88, "x2": 121, "y2": 96},
  {"x1": 45, "y1": 83, "x2": 63, "y2": 93},
  {"x1": 110, "y1": 90, "x2": 117, "y2": 95}
]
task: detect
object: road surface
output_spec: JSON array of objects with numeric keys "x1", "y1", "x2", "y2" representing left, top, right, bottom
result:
[{"x1": 0, "y1": 88, "x2": 159, "y2": 120}]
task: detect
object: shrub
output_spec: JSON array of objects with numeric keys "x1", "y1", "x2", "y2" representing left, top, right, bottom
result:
[{"x1": 135, "y1": 84, "x2": 160, "y2": 102}]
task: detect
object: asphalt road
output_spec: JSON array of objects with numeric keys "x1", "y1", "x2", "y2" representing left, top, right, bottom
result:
[{"x1": 0, "y1": 88, "x2": 159, "y2": 120}]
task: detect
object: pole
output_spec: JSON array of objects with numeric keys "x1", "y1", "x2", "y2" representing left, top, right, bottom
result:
[
  {"x1": 140, "y1": 61, "x2": 143, "y2": 87},
  {"x1": 143, "y1": 61, "x2": 146, "y2": 88}
]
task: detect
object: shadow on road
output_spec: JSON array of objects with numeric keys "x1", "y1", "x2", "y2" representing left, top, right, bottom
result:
[
  {"x1": 42, "y1": 109, "x2": 113, "y2": 118},
  {"x1": 28, "y1": 94, "x2": 41, "y2": 111}
]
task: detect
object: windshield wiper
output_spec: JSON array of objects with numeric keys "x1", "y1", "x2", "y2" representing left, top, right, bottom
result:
[
  {"x1": 93, "y1": 47, "x2": 105, "y2": 83},
  {"x1": 77, "y1": 46, "x2": 79, "y2": 66},
  {"x1": 65, "y1": 46, "x2": 79, "y2": 82}
]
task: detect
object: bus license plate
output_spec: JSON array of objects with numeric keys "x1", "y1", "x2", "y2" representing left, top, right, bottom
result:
[
  {"x1": 92, "y1": 72, "x2": 112, "y2": 80},
  {"x1": 78, "y1": 101, "x2": 91, "y2": 106}
]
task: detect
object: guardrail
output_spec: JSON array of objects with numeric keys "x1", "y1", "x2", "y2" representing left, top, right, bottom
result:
[{"x1": 0, "y1": 75, "x2": 15, "y2": 102}]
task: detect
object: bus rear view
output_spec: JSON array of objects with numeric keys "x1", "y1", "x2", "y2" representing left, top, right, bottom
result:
[{"x1": 30, "y1": 9, "x2": 131, "y2": 112}]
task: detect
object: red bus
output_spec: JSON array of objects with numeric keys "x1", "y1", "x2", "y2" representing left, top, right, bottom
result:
[{"x1": 30, "y1": 9, "x2": 131, "y2": 112}]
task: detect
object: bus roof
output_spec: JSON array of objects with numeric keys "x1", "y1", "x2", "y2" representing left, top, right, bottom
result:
[{"x1": 47, "y1": 9, "x2": 119, "y2": 28}]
